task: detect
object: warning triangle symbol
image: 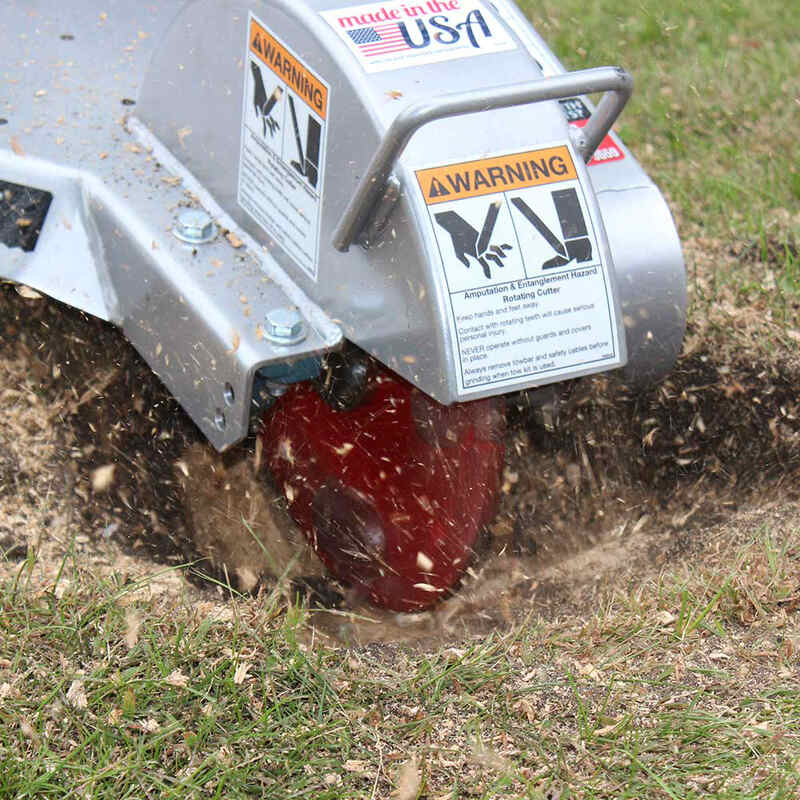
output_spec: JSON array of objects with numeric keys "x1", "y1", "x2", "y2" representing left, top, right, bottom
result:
[{"x1": 429, "y1": 177, "x2": 451, "y2": 199}]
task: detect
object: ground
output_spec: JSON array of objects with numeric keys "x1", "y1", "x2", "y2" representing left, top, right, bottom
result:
[
  {"x1": 1, "y1": 237, "x2": 798, "y2": 643},
  {"x1": 2, "y1": 0, "x2": 800, "y2": 795},
  {"x1": 1, "y1": 236, "x2": 799, "y2": 799}
]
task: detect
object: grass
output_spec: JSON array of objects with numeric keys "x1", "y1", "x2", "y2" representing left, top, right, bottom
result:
[
  {"x1": 524, "y1": 0, "x2": 800, "y2": 244},
  {"x1": 2, "y1": 525, "x2": 799, "y2": 797},
  {"x1": 2, "y1": 1, "x2": 800, "y2": 798},
  {"x1": 522, "y1": 0, "x2": 800, "y2": 338}
]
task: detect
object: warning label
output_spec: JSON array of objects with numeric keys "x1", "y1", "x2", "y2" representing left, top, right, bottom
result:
[
  {"x1": 320, "y1": 0, "x2": 516, "y2": 74},
  {"x1": 416, "y1": 144, "x2": 622, "y2": 395},
  {"x1": 238, "y1": 15, "x2": 329, "y2": 281}
]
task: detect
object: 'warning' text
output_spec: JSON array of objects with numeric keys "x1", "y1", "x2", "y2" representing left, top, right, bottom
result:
[
  {"x1": 417, "y1": 145, "x2": 577, "y2": 205},
  {"x1": 250, "y1": 20, "x2": 328, "y2": 118}
]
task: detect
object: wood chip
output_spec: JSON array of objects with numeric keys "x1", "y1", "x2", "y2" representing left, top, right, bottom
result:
[
  {"x1": 165, "y1": 669, "x2": 189, "y2": 688},
  {"x1": 233, "y1": 662, "x2": 251, "y2": 685},
  {"x1": 226, "y1": 231, "x2": 244, "y2": 249},
  {"x1": 393, "y1": 757, "x2": 421, "y2": 800},
  {"x1": 15, "y1": 284, "x2": 42, "y2": 299},
  {"x1": 91, "y1": 464, "x2": 116, "y2": 492},
  {"x1": 66, "y1": 680, "x2": 88, "y2": 709},
  {"x1": 124, "y1": 609, "x2": 141, "y2": 649}
]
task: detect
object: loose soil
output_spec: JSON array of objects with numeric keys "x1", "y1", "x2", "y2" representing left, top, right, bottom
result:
[{"x1": 1, "y1": 237, "x2": 798, "y2": 644}]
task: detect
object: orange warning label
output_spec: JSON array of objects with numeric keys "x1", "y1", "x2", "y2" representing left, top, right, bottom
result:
[
  {"x1": 249, "y1": 19, "x2": 328, "y2": 119},
  {"x1": 416, "y1": 146, "x2": 577, "y2": 206}
]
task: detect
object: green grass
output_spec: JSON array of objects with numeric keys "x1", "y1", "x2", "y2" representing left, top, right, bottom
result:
[
  {"x1": 2, "y1": 525, "x2": 800, "y2": 798},
  {"x1": 522, "y1": 0, "x2": 800, "y2": 244},
  {"x1": 519, "y1": 0, "x2": 800, "y2": 331}
]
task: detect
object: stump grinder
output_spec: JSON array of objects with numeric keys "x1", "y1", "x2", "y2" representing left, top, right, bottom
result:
[{"x1": 1, "y1": 0, "x2": 686, "y2": 610}]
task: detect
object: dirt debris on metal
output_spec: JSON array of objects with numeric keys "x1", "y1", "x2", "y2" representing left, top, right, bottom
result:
[{"x1": 1, "y1": 237, "x2": 798, "y2": 640}]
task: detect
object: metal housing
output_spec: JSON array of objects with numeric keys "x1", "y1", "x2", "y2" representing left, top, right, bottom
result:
[{"x1": 1, "y1": 0, "x2": 686, "y2": 449}]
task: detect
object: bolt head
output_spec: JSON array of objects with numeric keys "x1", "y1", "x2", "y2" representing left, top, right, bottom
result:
[
  {"x1": 265, "y1": 307, "x2": 307, "y2": 344},
  {"x1": 174, "y1": 208, "x2": 216, "y2": 244}
]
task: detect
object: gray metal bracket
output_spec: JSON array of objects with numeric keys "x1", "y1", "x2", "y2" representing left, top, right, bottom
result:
[{"x1": 0, "y1": 134, "x2": 341, "y2": 450}]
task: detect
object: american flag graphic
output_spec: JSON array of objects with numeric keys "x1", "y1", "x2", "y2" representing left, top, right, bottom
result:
[{"x1": 346, "y1": 22, "x2": 410, "y2": 56}]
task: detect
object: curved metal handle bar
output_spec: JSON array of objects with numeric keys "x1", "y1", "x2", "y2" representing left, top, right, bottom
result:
[{"x1": 333, "y1": 66, "x2": 633, "y2": 252}]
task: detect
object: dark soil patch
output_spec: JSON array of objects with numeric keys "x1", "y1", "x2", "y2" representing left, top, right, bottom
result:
[
  {"x1": 0, "y1": 285, "x2": 206, "y2": 576},
  {"x1": 0, "y1": 450, "x2": 23, "y2": 500},
  {"x1": 735, "y1": 236, "x2": 798, "y2": 267},
  {"x1": 2, "y1": 279, "x2": 799, "y2": 627},
  {"x1": 0, "y1": 530, "x2": 27, "y2": 561},
  {"x1": 496, "y1": 339, "x2": 800, "y2": 567}
]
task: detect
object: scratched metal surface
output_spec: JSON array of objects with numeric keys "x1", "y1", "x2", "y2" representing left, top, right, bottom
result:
[{"x1": 0, "y1": 0, "x2": 341, "y2": 450}]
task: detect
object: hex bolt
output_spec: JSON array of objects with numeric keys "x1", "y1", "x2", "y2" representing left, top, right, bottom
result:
[
  {"x1": 265, "y1": 307, "x2": 307, "y2": 345},
  {"x1": 173, "y1": 208, "x2": 216, "y2": 245}
]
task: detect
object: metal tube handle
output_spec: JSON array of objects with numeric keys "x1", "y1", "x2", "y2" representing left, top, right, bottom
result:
[{"x1": 333, "y1": 66, "x2": 633, "y2": 252}]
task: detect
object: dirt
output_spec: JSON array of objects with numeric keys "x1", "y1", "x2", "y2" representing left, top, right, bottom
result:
[{"x1": 1, "y1": 237, "x2": 798, "y2": 644}]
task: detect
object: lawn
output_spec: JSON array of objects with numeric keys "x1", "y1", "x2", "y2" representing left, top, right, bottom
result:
[{"x1": 1, "y1": 1, "x2": 798, "y2": 798}]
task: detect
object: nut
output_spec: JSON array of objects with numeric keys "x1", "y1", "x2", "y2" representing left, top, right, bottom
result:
[
  {"x1": 265, "y1": 307, "x2": 307, "y2": 344},
  {"x1": 173, "y1": 208, "x2": 216, "y2": 244}
]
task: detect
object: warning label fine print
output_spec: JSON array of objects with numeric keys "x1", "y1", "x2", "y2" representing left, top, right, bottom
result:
[
  {"x1": 416, "y1": 144, "x2": 623, "y2": 394},
  {"x1": 238, "y1": 15, "x2": 329, "y2": 281}
]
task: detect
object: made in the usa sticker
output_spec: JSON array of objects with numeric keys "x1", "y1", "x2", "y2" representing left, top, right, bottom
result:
[{"x1": 321, "y1": 0, "x2": 517, "y2": 73}]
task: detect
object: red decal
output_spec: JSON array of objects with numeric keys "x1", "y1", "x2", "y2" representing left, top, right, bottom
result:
[{"x1": 570, "y1": 119, "x2": 625, "y2": 167}]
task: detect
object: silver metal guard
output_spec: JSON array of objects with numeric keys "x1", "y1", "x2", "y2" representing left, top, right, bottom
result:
[{"x1": 333, "y1": 66, "x2": 633, "y2": 252}]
